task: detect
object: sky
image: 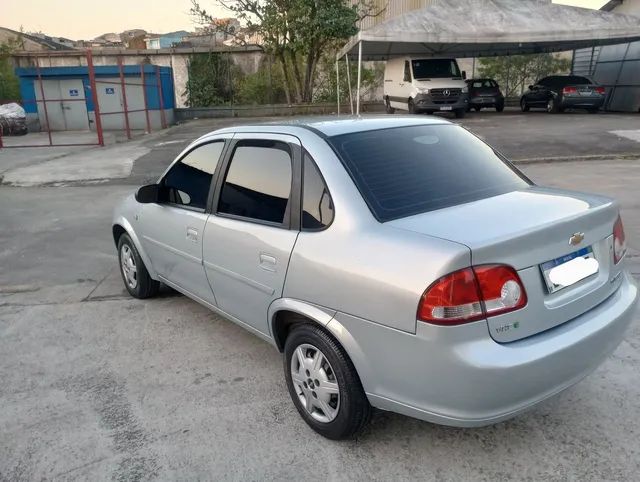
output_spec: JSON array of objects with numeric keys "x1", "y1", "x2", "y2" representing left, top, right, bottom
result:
[{"x1": 4, "y1": 0, "x2": 611, "y2": 41}]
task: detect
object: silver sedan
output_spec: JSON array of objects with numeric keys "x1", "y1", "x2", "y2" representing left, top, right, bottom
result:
[{"x1": 112, "y1": 116, "x2": 638, "y2": 439}]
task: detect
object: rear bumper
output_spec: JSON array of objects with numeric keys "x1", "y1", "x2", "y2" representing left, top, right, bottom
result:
[
  {"x1": 414, "y1": 93, "x2": 468, "y2": 111},
  {"x1": 560, "y1": 96, "x2": 605, "y2": 109},
  {"x1": 328, "y1": 271, "x2": 638, "y2": 427},
  {"x1": 469, "y1": 95, "x2": 504, "y2": 106}
]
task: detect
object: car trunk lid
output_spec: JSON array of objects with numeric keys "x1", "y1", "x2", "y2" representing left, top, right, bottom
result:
[
  {"x1": 473, "y1": 86, "x2": 500, "y2": 97},
  {"x1": 388, "y1": 186, "x2": 622, "y2": 342}
]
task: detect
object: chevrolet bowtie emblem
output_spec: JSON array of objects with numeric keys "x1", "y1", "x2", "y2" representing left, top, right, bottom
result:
[{"x1": 569, "y1": 232, "x2": 585, "y2": 246}]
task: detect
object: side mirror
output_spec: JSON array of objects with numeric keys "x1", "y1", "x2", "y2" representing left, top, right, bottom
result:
[
  {"x1": 462, "y1": 70, "x2": 467, "y2": 80},
  {"x1": 529, "y1": 85, "x2": 536, "y2": 90},
  {"x1": 136, "y1": 184, "x2": 160, "y2": 204}
]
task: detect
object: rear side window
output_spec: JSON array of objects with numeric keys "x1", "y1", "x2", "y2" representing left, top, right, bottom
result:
[
  {"x1": 162, "y1": 141, "x2": 224, "y2": 210},
  {"x1": 218, "y1": 142, "x2": 292, "y2": 225},
  {"x1": 302, "y1": 154, "x2": 334, "y2": 230},
  {"x1": 403, "y1": 61, "x2": 411, "y2": 82},
  {"x1": 327, "y1": 125, "x2": 530, "y2": 222}
]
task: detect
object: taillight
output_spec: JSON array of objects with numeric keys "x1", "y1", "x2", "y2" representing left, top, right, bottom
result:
[
  {"x1": 595, "y1": 86, "x2": 606, "y2": 95},
  {"x1": 418, "y1": 265, "x2": 527, "y2": 326},
  {"x1": 613, "y1": 215, "x2": 627, "y2": 264},
  {"x1": 563, "y1": 86, "x2": 578, "y2": 95}
]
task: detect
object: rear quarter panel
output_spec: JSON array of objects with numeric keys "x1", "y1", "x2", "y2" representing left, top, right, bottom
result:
[{"x1": 285, "y1": 226, "x2": 471, "y2": 333}]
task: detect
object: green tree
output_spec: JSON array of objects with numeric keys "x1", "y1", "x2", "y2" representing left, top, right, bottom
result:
[
  {"x1": 0, "y1": 34, "x2": 22, "y2": 101},
  {"x1": 191, "y1": 0, "x2": 381, "y2": 104},
  {"x1": 184, "y1": 52, "x2": 242, "y2": 106},
  {"x1": 313, "y1": 56, "x2": 383, "y2": 105},
  {"x1": 234, "y1": 58, "x2": 288, "y2": 104},
  {"x1": 478, "y1": 53, "x2": 572, "y2": 98}
]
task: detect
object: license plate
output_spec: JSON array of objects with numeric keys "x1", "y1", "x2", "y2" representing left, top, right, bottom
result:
[
  {"x1": 439, "y1": 106, "x2": 453, "y2": 111},
  {"x1": 579, "y1": 90, "x2": 592, "y2": 96},
  {"x1": 482, "y1": 97, "x2": 494, "y2": 103},
  {"x1": 540, "y1": 247, "x2": 599, "y2": 293}
]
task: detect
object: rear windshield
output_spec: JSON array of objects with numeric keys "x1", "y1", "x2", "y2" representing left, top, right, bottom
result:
[
  {"x1": 327, "y1": 124, "x2": 530, "y2": 222},
  {"x1": 544, "y1": 76, "x2": 592, "y2": 87},
  {"x1": 412, "y1": 59, "x2": 461, "y2": 79},
  {"x1": 471, "y1": 79, "x2": 498, "y2": 88}
]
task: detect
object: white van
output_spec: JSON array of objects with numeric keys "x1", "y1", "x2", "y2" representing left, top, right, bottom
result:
[{"x1": 384, "y1": 57, "x2": 469, "y2": 118}]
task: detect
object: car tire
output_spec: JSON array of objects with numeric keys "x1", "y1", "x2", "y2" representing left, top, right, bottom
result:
[
  {"x1": 385, "y1": 97, "x2": 395, "y2": 114},
  {"x1": 408, "y1": 98, "x2": 416, "y2": 114},
  {"x1": 496, "y1": 103, "x2": 505, "y2": 112},
  {"x1": 117, "y1": 233, "x2": 160, "y2": 299},
  {"x1": 587, "y1": 108, "x2": 599, "y2": 114},
  {"x1": 454, "y1": 108, "x2": 466, "y2": 119},
  {"x1": 547, "y1": 98, "x2": 560, "y2": 114},
  {"x1": 520, "y1": 98, "x2": 530, "y2": 112},
  {"x1": 284, "y1": 323, "x2": 371, "y2": 440},
  {"x1": 474, "y1": 106, "x2": 481, "y2": 112}
]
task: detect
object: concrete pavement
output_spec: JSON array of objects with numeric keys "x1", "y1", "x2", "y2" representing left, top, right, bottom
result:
[
  {"x1": 2, "y1": 110, "x2": 639, "y2": 187},
  {"x1": 1, "y1": 114, "x2": 640, "y2": 480}
]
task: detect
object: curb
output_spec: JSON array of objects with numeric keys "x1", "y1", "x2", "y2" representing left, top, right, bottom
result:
[{"x1": 512, "y1": 153, "x2": 640, "y2": 165}]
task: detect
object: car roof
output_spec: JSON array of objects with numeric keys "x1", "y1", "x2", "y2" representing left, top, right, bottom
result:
[{"x1": 204, "y1": 115, "x2": 452, "y2": 139}]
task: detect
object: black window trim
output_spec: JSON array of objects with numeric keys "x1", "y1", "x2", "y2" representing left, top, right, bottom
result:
[
  {"x1": 209, "y1": 136, "x2": 302, "y2": 231},
  {"x1": 300, "y1": 148, "x2": 335, "y2": 232},
  {"x1": 157, "y1": 138, "x2": 229, "y2": 213}
]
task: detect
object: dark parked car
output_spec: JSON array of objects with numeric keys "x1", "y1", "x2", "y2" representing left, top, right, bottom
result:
[
  {"x1": 466, "y1": 78, "x2": 505, "y2": 112},
  {"x1": 521, "y1": 75, "x2": 606, "y2": 113}
]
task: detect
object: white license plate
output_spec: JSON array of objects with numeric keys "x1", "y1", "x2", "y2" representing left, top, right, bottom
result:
[
  {"x1": 540, "y1": 247, "x2": 599, "y2": 293},
  {"x1": 439, "y1": 106, "x2": 453, "y2": 111}
]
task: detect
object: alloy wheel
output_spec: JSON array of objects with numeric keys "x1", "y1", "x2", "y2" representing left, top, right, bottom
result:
[
  {"x1": 120, "y1": 244, "x2": 138, "y2": 289},
  {"x1": 290, "y1": 343, "x2": 340, "y2": 423}
]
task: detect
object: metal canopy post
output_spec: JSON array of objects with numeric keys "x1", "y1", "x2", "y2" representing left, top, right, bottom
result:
[
  {"x1": 336, "y1": 59, "x2": 340, "y2": 115},
  {"x1": 356, "y1": 41, "x2": 363, "y2": 116},
  {"x1": 345, "y1": 56, "x2": 354, "y2": 114}
]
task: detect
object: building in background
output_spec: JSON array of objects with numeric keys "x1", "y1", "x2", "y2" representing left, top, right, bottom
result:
[
  {"x1": 145, "y1": 31, "x2": 190, "y2": 49},
  {"x1": 15, "y1": 65, "x2": 174, "y2": 131},
  {"x1": 572, "y1": 0, "x2": 640, "y2": 112},
  {"x1": 0, "y1": 27, "x2": 75, "y2": 51}
]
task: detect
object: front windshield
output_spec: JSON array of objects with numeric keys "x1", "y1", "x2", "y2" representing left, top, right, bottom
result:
[{"x1": 412, "y1": 59, "x2": 461, "y2": 79}]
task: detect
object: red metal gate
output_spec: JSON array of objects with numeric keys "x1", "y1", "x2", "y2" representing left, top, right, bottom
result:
[{"x1": 0, "y1": 50, "x2": 166, "y2": 149}]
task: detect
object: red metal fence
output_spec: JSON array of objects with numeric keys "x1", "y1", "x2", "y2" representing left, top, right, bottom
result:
[{"x1": 0, "y1": 50, "x2": 166, "y2": 149}]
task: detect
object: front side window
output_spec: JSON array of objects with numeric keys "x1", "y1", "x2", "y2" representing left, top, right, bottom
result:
[
  {"x1": 218, "y1": 141, "x2": 292, "y2": 225},
  {"x1": 161, "y1": 141, "x2": 224, "y2": 210},
  {"x1": 327, "y1": 125, "x2": 530, "y2": 222},
  {"x1": 412, "y1": 59, "x2": 461, "y2": 79},
  {"x1": 302, "y1": 154, "x2": 334, "y2": 230}
]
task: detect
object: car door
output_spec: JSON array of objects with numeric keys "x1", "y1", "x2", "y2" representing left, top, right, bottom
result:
[
  {"x1": 139, "y1": 138, "x2": 228, "y2": 305},
  {"x1": 202, "y1": 133, "x2": 301, "y2": 336},
  {"x1": 529, "y1": 77, "x2": 551, "y2": 105},
  {"x1": 400, "y1": 59, "x2": 412, "y2": 98}
]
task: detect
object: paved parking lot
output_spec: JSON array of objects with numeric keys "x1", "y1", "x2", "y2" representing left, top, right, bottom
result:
[{"x1": 1, "y1": 112, "x2": 640, "y2": 480}]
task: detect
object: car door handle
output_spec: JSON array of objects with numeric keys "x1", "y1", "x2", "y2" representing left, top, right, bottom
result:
[
  {"x1": 186, "y1": 227, "x2": 198, "y2": 242},
  {"x1": 259, "y1": 254, "x2": 277, "y2": 272}
]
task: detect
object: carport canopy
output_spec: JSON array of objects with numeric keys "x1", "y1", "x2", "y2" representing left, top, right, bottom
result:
[{"x1": 337, "y1": 0, "x2": 640, "y2": 113}]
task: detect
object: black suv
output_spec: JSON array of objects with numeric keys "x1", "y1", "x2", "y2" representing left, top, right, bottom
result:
[{"x1": 520, "y1": 75, "x2": 606, "y2": 114}]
